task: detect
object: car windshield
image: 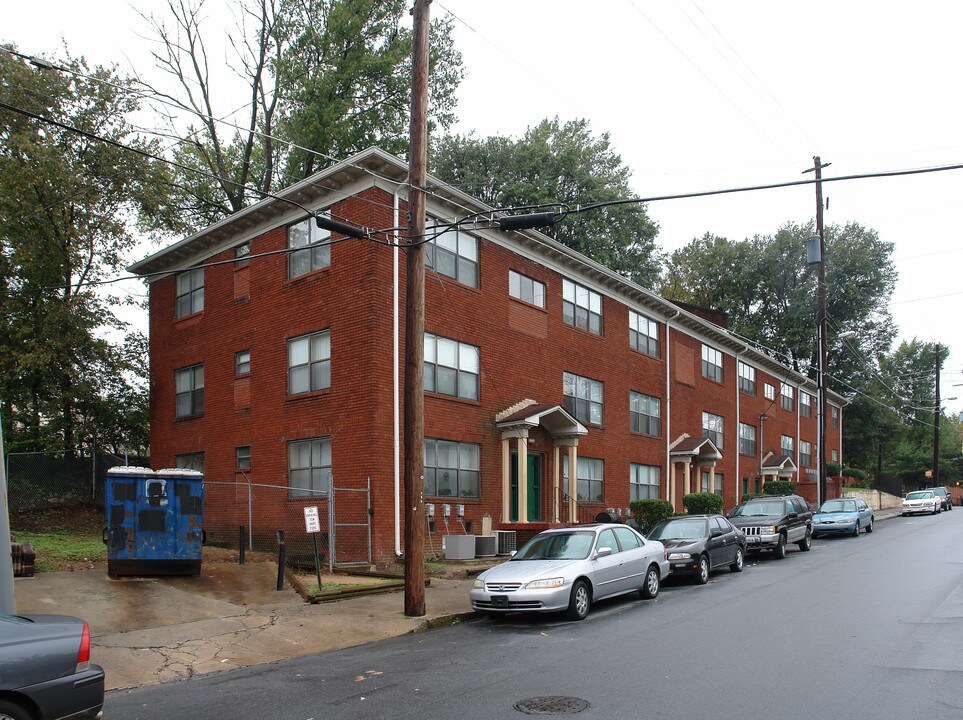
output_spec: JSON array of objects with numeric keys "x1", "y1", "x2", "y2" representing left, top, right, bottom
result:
[
  {"x1": 906, "y1": 491, "x2": 933, "y2": 500},
  {"x1": 819, "y1": 500, "x2": 856, "y2": 513},
  {"x1": 512, "y1": 532, "x2": 595, "y2": 560},
  {"x1": 731, "y1": 501, "x2": 785, "y2": 517},
  {"x1": 649, "y1": 518, "x2": 707, "y2": 540}
]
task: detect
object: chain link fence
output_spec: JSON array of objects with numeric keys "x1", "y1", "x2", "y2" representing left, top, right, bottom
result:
[
  {"x1": 201, "y1": 477, "x2": 372, "y2": 571},
  {"x1": 6, "y1": 450, "x2": 129, "y2": 512}
]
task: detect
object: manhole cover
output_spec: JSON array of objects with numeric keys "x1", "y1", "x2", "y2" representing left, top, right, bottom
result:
[{"x1": 514, "y1": 696, "x2": 590, "y2": 715}]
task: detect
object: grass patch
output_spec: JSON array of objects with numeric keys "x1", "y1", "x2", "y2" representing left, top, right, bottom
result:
[{"x1": 13, "y1": 530, "x2": 106, "y2": 572}]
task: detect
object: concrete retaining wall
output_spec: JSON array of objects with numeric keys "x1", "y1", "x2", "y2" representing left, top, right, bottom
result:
[{"x1": 841, "y1": 489, "x2": 903, "y2": 510}]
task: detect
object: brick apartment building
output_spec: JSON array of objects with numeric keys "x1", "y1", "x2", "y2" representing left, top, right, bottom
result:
[{"x1": 131, "y1": 147, "x2": 844, "y2": 565}]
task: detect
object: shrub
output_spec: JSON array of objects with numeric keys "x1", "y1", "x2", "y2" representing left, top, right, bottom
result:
[
  {"x1": 762, "y1": 479, "x2": 797, "y2": 496},
  {"x1": 826, "y1": 461, "x2": 842, "y2": 477},
  {"x1": 630, "y1": 499, "x2": 674, "y2": 534},
  {"x1": 842, "y1": 467, "x2": 868, "y2": 480},
  {"x1": 683, "y1": 492, "x2": 723, "y2": 515}
]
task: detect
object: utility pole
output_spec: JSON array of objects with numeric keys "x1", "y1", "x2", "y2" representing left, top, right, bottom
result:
[
  {"x1": 933, "y1": 346, "x2": 941, "y2": 483},
  {"x1": 0, "y1": 412, "x2": 16, "y2": 613},
  {"x1": 403, "y1": 0, "x2": 431, "y2": 617}
]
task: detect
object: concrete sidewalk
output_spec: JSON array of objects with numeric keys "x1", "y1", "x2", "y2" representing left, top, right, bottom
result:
[{"x1": 13, "y1": 563, "x2": 477, "y2": 691}]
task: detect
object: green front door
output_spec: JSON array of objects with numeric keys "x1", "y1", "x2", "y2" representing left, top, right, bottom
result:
[{"x1": 510, "y1": 453, "x2": 541, "y2": 522}]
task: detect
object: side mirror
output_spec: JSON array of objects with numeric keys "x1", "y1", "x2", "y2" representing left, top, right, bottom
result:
[
  {"x1": 709, "y1": 527, "x2": 723, "y2": 538},
  {"x1": 788, "y1": 512, "x2": 798, "y2": 519},
  {"x1": 509, "y1": 550, "x2": 517, "y2": 558},
  {"x1": 595, "y1": 547, "x2": 613, "y2": 559}
]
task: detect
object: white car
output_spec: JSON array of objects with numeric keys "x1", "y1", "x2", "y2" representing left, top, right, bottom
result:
[
  {"x1": 901, "y1": 490, "x2": 941, "y2": 516},
  {"x1": 470, "y1": 523, "x2": 669, "y2": 621}
]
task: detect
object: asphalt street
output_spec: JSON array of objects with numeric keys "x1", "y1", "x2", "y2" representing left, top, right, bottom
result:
[{"x1": 107, "y1": 510, "x2": 963, "y2": 720}]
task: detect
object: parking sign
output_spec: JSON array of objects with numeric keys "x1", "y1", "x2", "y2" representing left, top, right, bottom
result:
[{"x1": 303, "y1": 506, "x2": 321, "y2": 534}]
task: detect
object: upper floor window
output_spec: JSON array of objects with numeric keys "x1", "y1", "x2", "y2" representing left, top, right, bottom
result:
[
  {"x1": 781, "y1": 383, "x2": 795, "y2": 412},
  {"x1": 702, "y1": 411, "x2": 723, "y2": 448},
  {"x1": 175, "y1": 268, "x2": 204, "y2": 318},
  {"x1": 832, "y1": 449, "x2": 839, "y2": 462},
  {"x1": 564, "y1": 455, "x2": 604, "y2": 503},
  {"x1": 630, "y1": 463, "x2": 660, "y2": 501},
  {"x1": 287, "y1": 330, "x2": 330, "y2": 396},
  {"x1": 764, "y1": 382, "x2": 776, "y2": 401},
  {"x1": 235, "y1": 350, "x2": 251, "y2": 376},
  {"x1": 831, "y1": 405, "x2": 839, "y2": 428},
  {"x1": 288, "y1": 436, "x2": 331, "y2": 498},
  {"x1": 425, "y1": 333, "x2": 479, "y2": 401},
  {"x1": 800, "y1": 391, "x2": 812, "y2": 417},
  {"x1": 562, "y1": 279, "x2": 602, "y2": 335},
  {"x1": 426, "y1": 219, "x2": 478, "y2": 287},
  {"x1": 739, "y1": 422, "x2": 757, "y2": 456},
  {"x1": 424, "y1": 438, "x2": 480, "y2": 498},
  {"x1": 702, "y1": 345, "x2": 723, "y2": 382},
  {"x1": 174, "y1": 364, "x2": 204, "y2": 418},
  {"x1": 738, "y1": 362, "x2": 756, "y2": 395},
  {"x1": 509, "y1": 270, "x2": 545, "y2": 308},
  {"x1": 236, "y1": 446, "x2": 251, "y2": 471},
  {"x1": 288, "y1": 217, "x2": 330, "y2": 279},
  {"x1": 781, "y1": 435, "x2": 794, "y2": 455},
  {"x1": 563, "y1": 372, "x2": 603, "y2": 426},
  {"x1": 235, "y1": 242, "x2": 250, "y2": 266},
  {"x1": 629, "y1": 310, "x2": 659, "y2": 356},
  {"x1": 629, "y1": 391, "x2": 660, "y2": 436},
  {"x1": 800, "y1": 440, "x2": 813, "y2": 467},
  {"x1": 175, "y1": 452, "x2": 205, "y2": 472}
]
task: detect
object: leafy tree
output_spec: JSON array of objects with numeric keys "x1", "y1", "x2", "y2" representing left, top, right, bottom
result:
[
  {"x1": 141, "y1": 0, "x2": 464, "y2": 232},
  {"x1": 0, "y1": 50, "x2": 162, "y2": 455},
  {"x1": 431, "y1": 117, "x2": 662, "y2": 287}
]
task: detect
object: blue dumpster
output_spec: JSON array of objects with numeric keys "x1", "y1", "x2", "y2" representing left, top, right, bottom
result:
[{"x1": 103, "y1": 466, "x2": 205, "y2": 577}]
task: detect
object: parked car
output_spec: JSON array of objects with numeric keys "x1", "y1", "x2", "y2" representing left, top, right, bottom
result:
[
  {"x1": 647, "y1": 514, "x2": 746, "y2": 584},
  {"x1": 0, "y1": 613, "x2": 104, "y2": 720},
  {"x1": 727, "y1": 494, "x2": 813, "y2": 558},
  {"x1": 812, "y1": 498, "x2": 874, "y2": 537},
  {"x1": 925, "y1": 486, "x2": 953, "y2": 511},
  {"x1": 901, "y1": 490, "x2": 941, "y2": 516},
  {"x1": 470, "y1": 523, "x2": 669, "y2": 621}
]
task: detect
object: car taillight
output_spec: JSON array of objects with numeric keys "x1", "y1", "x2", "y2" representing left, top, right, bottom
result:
[{"x1": 76, "y1": 621, "x2": 91, "y2": 672}]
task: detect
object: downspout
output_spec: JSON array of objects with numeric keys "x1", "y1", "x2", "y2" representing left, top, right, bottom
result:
[
  {"x1": 734, "y1": 346, "x2": 745, "y2": 504},
  {"x1": 664, "y1": 309, "x2": 680, "y2": 501},
  {"x1": 393, "y1": 185, "x2": 403, "y2": 557}
]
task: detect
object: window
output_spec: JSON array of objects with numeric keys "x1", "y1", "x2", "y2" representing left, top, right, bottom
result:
[
  {"x1": 781, "y1": 435, "x2": 794, "y2": 455},
  {"x1": 424, "y1": 333, "x2": 479, "y2": 400},
  {"x1": 764, "y1": 382, "x2": 776, "y2": 401},
  {"x1": 832, "y1": 449, "x2": 839, "y2": 462},
  {"x1": 235, "y1": 242, "x2": 250, "y2": 266},
  {"x1": 702, "y1": 412, "x2": 723, "y2": 448},
  {"x1": 629, "y1": 391, "x2": 660, "y2": 435},
  {"x1": 288, "y1": 437, "x2": 331, "y2": 498},
  {"x1": 800, "y1": 391, "x2": 812, "y2": 417},
  {"x1": 175, "y1": 452, "x2": 204, "y2": 472},
  {"x1": 630, "y1": 464, "x2": 660, "y2": 501},
  {"x1": 509, "y1": 270, "x2": 545, "y2": 307},
  {"x1": 175, "y1": 268, "x2": 204, "y2": 318},
  {"x1": 288, "y1": 217, "x2": 331, "y2": 279},
  {"x1": 174, "y1": 364, "x2": 204, "y2": 418},
  {"x1": 781, "y1": 383, "x2": 795, "y2": 412},
  {"x1": 613, "y1": 526, "x2": 641, "y2": 550},
  {"x1": 702, "y1": 345, "x2": 723, "y2": 382},
  {"x1": 800, "y1": 440, "x2": 812, "y2": 467},
  {"x1": 287, "y1": 330, "x2": 331, "y2": 396},
  {"x1": 738, "y1": 362, "x2": 756, "y2": 395},
  {"x1": 424, "y1": 438, "x2": 479, "y2": 498},
  {"x1": 831, "y1": 406, "x2": 839, "y2": 428},
  {"x1": 235, "y1": 350, "x2": 251, "y2": 376},
  {"x1": 236, "y1": 446, "x2": 251, "y2": 471},
  {"x1": 629, "y1": 310, "x2": 659, "y2": 356},
  {"x1": 563, "y1": 455, "x2": 604, "y2": 503},
  {"x1": 701, "y1": 470, "x2": 723, "y2": 497},
  {"x1": 562, "y1": 279, "x2": 602, "y2": 335},
  {"x1": 563, "y1": 372, "x2": 604, "y2": 426},
  {"x1": 426, "y1": 219, "x2": 478, "y2": 287},
  {"x1": 739, "y1": 423, "x2": 757, "y2": 456}
]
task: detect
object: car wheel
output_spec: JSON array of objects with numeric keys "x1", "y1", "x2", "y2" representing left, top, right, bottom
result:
[
  {"x1": 932, "y1": 506, "x2": 939, "y2": 515},
  {"x1": 0, "y1": 699, "x2": 31, "y2": 720},
  {"x1": 851, "y1": 521, "x2": 860, "y2": 537},
  {"x1": 772, "y1": 533, "x2": 787, "y2": 559},
  {"x1": 798, "y1": 529, "x2": 812, "y2": 551},
  {"x1": 640, "y1": 565, "x2": 660, "y2": 599},
  {"x1": 730, "y1": 546, "x2": 745, "y2": 573},
  {"x1": 693, "y1": 554, "x2": 710, "y2": 585},
  {"x1": 566, "y1": 579, "x2": 591, "y2": 621},
  {"x1": 865, "y1": 518, "x2": 874, "y2": 533}
]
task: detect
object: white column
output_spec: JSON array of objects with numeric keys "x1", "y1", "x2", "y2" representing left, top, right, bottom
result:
[
  {"x1": 552, "y1": 445, "x2": 560, "y2": 523},
  {"x1": 501, "y1": 437, "x2": 510, "y2": 522},
  {"x1": 709, "y1": 462, "x2": 717, "y2": 494},
  {"x1": 568, "y1": 444, "x2": 578, "y2": 522}
]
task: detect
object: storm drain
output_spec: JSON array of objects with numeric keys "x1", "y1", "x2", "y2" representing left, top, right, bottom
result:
[{"x1": 514, "y1": 697, "x2": 590, "y2": 715}]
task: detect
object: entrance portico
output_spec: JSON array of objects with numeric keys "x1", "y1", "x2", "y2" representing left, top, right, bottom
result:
[
  {"x1": 668, "y1": 434, "x2": 723, "y2": 510},
  {"x1": 760, "y1": 453, "x2": 798, "y2": 488}
]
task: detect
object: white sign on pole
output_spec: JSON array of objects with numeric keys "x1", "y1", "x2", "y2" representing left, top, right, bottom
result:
[{"x1": 303, "y1": 506, "x2": 321, "y2": 534}]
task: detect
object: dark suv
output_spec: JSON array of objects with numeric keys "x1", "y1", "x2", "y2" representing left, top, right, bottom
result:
[
  {"x1": 926, "y1": 486, "x2": 953, "y2": 511},
  {"x1": 727, "y1": 494, "x2": 813, "y2": 559}
]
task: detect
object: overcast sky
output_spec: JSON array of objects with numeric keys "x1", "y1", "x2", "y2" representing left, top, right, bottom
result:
[{"x1": 4, "y1": 0, "x2": 962, "y2": 415}]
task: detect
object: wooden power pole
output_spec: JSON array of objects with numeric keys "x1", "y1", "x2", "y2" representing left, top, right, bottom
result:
[{"x1": 404, "y1": 0, "x2": 431, "y2": 617}]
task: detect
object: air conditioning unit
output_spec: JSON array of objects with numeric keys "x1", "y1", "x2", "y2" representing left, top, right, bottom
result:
[
  {"x1": 474, "y1": 535, "x2": 497, "y2": 558},
  {"x1": 495, "y1": 530, "x2": 517, "y2": 555}
]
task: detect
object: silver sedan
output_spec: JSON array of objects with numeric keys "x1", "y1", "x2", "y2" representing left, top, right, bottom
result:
[{"x1": 470, "y1": 523, "x2": 669, "y2": 621}]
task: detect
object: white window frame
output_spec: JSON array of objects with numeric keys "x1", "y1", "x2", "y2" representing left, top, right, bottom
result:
[
  {"x1": 702, "y1": 344, "x2": 723, "y2": 382},
  {"x1": 700, "y1": 470, "x2": 723, "y2": 497},
  {"x1": 800, "y1": 391, "x2": 812, "y2": 417},
  {"x1": 563, "y1": 372, "x2": 604, "y2": 426},
  {"x1": 800, "y1": 440, "x2": 812, "y2": 467},
  {"x1": 702, "y1": 411, "x2": 724, "y2": 448},
  {"x1": 236, "y1": 446, "x2": 251, "y2": 470},
  {"x1": 564, "y1": 455, "x2": 604, "y2": 503},
  {"x1": 288, "y1": 436, "x2": 331, "y2": 498},
  {"x1": 235, "y1": 349, "x2": 251, "y2": 376},
  {"x1": 424, "y1": 438, "x2": 480, "y2": 499},
  {"x1": 509, "y1": 269, "x2": 545, "y2": 308},
  {"x1": 287, "y1": 330, "x2": 331, "y2": 396},
  {"x1": 562, "y1": 278, "x2": 602, "y2": 335},
  {"x1": 764, "y1": 382, "x2": 776, "y2": 401},
  {"x1": 174, "y1": 364, "x2": 204, "y2": 418},
  {"x1": 288, "y1": 217, "x2": 331, "y2": 279},
  {"x1": 629, "y1": 310, "x2": 659, "y2": 356},
  {"x1": 781, "y1": 382, "x2": 795, "y2": 412},
  {"x1": 175, "y1": 268, "x2": 204, "y2": 318},
  {"x1": 738, "y1": 362, "x2": 756, "y2": 395},
  {"x1": 629, "y1": 391, "x2": 660, "y2": 435},
  {"x1": 426, "y1": 218, "x2": 478, "y2": 287},
  {"x1": 424, "y1": 333, "x2": 479, "y2": 401},
  {"x1": 781, "y1": 435, "x2": 795, "y2": 455},
  {"x1": 739, "y1": 422, "x2": 757, "y2": 456},
  {"x1": 630, "y1": 463, "x2": 660, "y2": 501}
]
